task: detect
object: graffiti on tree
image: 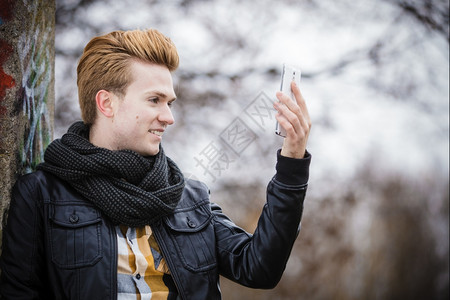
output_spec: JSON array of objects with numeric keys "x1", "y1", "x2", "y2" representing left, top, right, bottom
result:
[
  {"x1": 0, "y1": 0, "x2": 53, "y2": 172},
  {"x1": 17, "y1": 1, "x2": 53, "y2": 172},
  {"x1": 0, "y1": 0, "x2": 16, "y2": 116}
]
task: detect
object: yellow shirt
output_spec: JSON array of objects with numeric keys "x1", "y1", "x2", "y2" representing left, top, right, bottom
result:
[{"x1": 116, "y1": 225, "x2": 178, "y2": 300}]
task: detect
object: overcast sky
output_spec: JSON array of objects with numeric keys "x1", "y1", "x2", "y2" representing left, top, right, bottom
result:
[{"x1": 55, "y1": 0, "x2": 449, "y2": 190}]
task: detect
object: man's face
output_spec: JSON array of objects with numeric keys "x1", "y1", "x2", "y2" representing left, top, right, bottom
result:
[{"x1": 109, "y1": 60, "x2": 176, "y2": 156}]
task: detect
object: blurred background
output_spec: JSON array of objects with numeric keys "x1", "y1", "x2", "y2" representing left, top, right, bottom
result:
[{"x1": 54, "y1": 0, "x2": 449, "y2": 299}]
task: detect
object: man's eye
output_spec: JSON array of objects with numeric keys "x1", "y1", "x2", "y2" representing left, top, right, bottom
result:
[
  {"x1": 149, "y1": 97, "x2": 158, "y2": 104},
  {"x1": 168, "y1": 101, "x2": 174, "y2": 107}
]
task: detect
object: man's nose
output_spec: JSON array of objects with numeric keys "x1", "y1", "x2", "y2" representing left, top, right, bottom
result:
[{"x1": 158, "y1": 104, "x2": 174, "y2": 125}]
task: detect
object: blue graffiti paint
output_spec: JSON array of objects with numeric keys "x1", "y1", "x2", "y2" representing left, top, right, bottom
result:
[
  {"x1": 16, "y1": 2, "x2": 53, "y2": 172},
  {"x1": 0, "y1": 17, "x2": 3, "y2": 25}
]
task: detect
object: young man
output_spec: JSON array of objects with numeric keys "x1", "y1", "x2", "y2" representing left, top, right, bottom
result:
[{"x1": 0, "y1": 29, "x2": 311, "y2": 299}]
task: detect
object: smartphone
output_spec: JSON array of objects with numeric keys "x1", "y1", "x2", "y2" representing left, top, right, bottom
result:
[{"x1": 275, "y1": 64, "x2": 301, "y2": 137}]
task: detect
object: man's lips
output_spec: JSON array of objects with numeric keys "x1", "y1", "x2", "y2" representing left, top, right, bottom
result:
[{"x1": 149, "y1": 129, "x2": 164, "y2": 137}]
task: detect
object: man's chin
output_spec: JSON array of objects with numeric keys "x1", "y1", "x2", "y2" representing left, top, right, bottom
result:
[{"x1": 139, "y1": 147, "x2": 160, "y2": 157}]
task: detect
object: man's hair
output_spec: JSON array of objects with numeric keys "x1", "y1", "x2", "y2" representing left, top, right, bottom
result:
[{"x1": 77, "y1": 29, "x2": 179, "y2": 125}]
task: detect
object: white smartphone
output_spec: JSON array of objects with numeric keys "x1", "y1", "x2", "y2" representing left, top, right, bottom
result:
[{"x1": 275, "y1": 64, "x2": 301, "y2": 137}]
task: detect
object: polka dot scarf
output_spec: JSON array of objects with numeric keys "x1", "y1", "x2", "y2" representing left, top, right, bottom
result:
[{"x1": 38, "y1": 121, "x2": 185, "y2": 227}]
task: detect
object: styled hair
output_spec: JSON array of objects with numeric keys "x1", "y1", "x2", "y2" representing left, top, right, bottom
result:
[{"x1": 77, "y1": 29, "x2": 179, "y2": 125}]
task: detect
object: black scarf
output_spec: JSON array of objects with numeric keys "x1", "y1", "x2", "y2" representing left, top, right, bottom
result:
[{"x1": 38, "y1": 121, "x2": 185, "y2": 227}]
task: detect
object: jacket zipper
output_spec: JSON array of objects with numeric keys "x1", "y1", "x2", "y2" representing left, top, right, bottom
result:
[
  {"x1": 153, "y1": 223, "x2": 186, "y2": 300},
  {"x1": 109, "y1": 223, "x2": 118, "y2": 299}
]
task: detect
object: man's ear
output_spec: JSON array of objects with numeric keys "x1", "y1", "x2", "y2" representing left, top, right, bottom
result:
[{"x1": 95, "y1": 90, "x2": 115, "y2": 118}]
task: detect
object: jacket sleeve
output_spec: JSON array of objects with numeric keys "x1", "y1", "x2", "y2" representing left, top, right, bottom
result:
[
  {"x1": 213, "y1": 150, "x2": 311, "y2": 289},
  {"x1": 0, "y1": 174, "x2": 48, "y2": 299}
]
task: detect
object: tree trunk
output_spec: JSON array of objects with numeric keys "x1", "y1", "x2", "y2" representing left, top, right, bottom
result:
[{"x1": 0, "y1": 0, "x2": 55, "y2": 250}]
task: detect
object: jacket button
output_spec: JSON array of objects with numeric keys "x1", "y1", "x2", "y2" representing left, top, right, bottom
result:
[
  {"x1": 187, "y1": 219, "x2": 196, "y2": 228},
  {"x1": 69, "y1": 214, "x2": 79, "y2": 224}
]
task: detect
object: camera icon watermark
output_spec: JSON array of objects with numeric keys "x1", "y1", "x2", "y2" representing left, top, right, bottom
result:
[
  {"x1": 219, "y1": 117, "x2": 257, "y2": 156},
  {"x1": 244, "y1": 91, "x2": 277, "y2": 130},
  {"x1": 193, "y1": 91, "x2": 277, "y2": 182}
]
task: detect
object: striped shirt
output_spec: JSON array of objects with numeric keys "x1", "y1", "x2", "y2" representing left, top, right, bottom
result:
[{"x1": 116, "y1": 225, "x2": 179, "y2": 300}]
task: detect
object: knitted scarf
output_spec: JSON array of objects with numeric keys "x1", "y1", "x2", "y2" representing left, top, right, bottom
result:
[{"x1": 38, "y1": 121, "x2": 185, "y2": 227}]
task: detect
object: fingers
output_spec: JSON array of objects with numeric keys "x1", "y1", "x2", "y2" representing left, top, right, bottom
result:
[
  {"x1": 274, "y1": 85, "x2": 310, "y2": 137},
  {"x1": 273, "y1": 82, "x2": 311, "y2": 158},
  {"x1": 274, "y1": 99, "x2": 302, "y2": 137},
  {"x1": 291, "y1": 81, "x2": 311, "y2": 125}
]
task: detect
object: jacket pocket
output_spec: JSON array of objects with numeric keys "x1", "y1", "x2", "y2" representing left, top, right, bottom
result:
[
  {"x1": 48, "y1": 203, "x2": 102, "y2": 269},
  {"x1": 164, "y1": 204, "x2": 217, "y2": 272}
]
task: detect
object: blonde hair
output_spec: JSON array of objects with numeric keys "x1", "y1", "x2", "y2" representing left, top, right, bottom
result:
[{"x1": 77, "y1": 29, "x2": 179, "y2": 125}]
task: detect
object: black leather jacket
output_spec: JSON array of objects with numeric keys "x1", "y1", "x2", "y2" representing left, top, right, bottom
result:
[{"x1": 0, "y1": 152, "x2": 310, "y2": 299}]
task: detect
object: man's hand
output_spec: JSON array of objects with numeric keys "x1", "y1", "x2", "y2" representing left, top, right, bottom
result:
[{"x1": 274, "y1": 81, "x2": 311, "y2": 159}]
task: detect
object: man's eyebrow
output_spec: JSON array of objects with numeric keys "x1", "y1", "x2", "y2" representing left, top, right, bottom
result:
[{"x1": 146, "y1": 91, "x2": 177, "y2": 101}]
